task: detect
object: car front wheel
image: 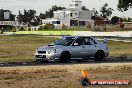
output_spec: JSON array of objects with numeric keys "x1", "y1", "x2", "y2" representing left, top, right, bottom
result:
[{"x1": 60, "y1": 52, "x2": 71, "y2": 63}]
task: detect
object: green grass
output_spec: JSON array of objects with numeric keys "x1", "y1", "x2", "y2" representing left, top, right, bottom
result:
[
  {"x1": 102, "y1": 28, "x2": 132, "y2": 32},
  {"x1": 30, "y1": 27, "x2": 132, "y2": 32},
  {"x1": 108, "y1": 40, "x2": 132, "y2": 57},
  {"x1": 21, "y1": 27, "x2": 132, "y2": 31},
  {"x1": 29, "y1": 27, "x2": 132, "y2": 31},
  {"x1": 0, "y1": 35, "x2": 57, "y2": 62},
  {"x1": 0, "y1": 35, "x2": 132, "y2": 62},
  {"x1": 38, "y1": 27, "x2": 91, "y2": 31},
  {"x1": 5, "y1": 31, "x2": 74, "y2": 35}
]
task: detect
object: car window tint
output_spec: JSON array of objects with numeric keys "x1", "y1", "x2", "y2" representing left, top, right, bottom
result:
[
  {"x1": 84, "y1": 38, "x2": 91, "y2": 45},
  {"x1": 75, "y1": 38, "x2": 84, "y2": 46},
  {"x1": 84, "y1": 38, "x2": 95, "y2": 45},
  {"x1": 89, "y1": 39, "x2": 95, "y2": 45}
]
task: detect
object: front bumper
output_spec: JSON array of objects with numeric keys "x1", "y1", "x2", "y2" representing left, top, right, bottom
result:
[{"x1": 35, "y1": 52, "x2": 60, "y2": 61}]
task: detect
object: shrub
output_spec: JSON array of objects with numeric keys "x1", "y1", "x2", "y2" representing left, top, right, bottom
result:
[
  {"x1": 10, "y1": 27, "x2": 17, "y2": 32},
  {"x1": 43, "y1": 24, "x2": 55, "y2": 29},
  {"x1": 93, "y1": 27, "x2": 101, "y2": 32},
  {"x1": 38, "y1": 26, "x2": 44, "y2": 30},
  {"x1": 0, "y1": 28, "x2": 4, "y2": 34},
  {"x1": 62, "y1": 24, "x2": 67, "y2": 29},
  {"x1": 28, "y1": 28, "x2": 32, "y2": 31},
  {"x1": 19, "y1": 27, "x2": 26, "y2": 31}
]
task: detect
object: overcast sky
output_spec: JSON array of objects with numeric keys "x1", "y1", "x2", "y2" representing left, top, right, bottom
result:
[{"x1": 0, "y1": 0, "x2": 132, "y2": 18}]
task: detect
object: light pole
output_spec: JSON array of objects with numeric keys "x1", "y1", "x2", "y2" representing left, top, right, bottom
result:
[{"x1": 78, "y1": 12, "x2": 80, "y2": 27}]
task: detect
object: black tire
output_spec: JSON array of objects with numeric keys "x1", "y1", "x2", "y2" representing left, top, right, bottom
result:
[
  {"x1": 83, "y1": 57, "x2": 91, "y2": 60},
  {"x1": 94, "y1": 51, "x2": 105, "y2": 61},
  {"x1": 35, "y1": 59, "x2": 41, "y2": 63},
  {"x1": 76, "y1": 59, "x2": 84, "y2": 62},
  {"x1": 40, "y1": 60, "x2": 49, "y2": 63},
  {"x1": 60, "y1": 52, "x2": 71, "y2": 63}
]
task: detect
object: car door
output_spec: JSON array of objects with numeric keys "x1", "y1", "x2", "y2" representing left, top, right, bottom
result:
[
  {"x1": 70, "y1": 37, "x2": 86, "y2": 58},
  {"x1": 83, "y1": 37, "x2": 98, "y2": 57}
]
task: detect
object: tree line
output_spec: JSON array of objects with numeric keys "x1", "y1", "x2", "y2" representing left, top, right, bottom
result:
[{"x1": 0, "y1": 0, "x2": 131, "y2": 26}]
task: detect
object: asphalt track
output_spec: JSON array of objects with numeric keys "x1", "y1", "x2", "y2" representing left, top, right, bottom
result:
[{"x1": 0, "y1": 57, "x2": 132, "y2": 67}]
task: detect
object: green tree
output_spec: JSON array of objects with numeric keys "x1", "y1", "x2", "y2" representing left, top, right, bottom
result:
[
  {"x1": 39, "y1": 5, "x2": 65, "y2": 19},
  {"x1": 128, "y1": 17, "x2": 132, "y2": 22},
  {"x1": 118, "y1": 0, "x2": 132, "y2": 11},
  {"x1": 17, "y1": 9, "x2": 40, "y2": 26},
  {"x1": 111, "y1": 16, "x2": 120, "y2": 24},
  {"x1": 82, "y1": 6, "x2": 88, "y2": 10},
  {"x1": 10, "y1": 14, "x2": 15, "y2": 21},
  {"x1": 92, "y1": 8, "x2": 99, "y2": 16},
  {"x1": 122, "y1": 17, "x2": 132, "y2": 22},
  {"x1": 100, "y1": 3, "x2": 114, "y2": 19}
]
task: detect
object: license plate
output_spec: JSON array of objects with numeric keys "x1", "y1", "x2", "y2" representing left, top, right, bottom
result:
[{"x1": 39, "y1": 55, "x2": 43, "y2": 58}]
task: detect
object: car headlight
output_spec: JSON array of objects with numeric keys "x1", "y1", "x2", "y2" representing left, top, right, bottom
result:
[
  {"x1": 48, "y1": 49, "x2": 56, "y2": 54},
  {"x1": 36, "y1": 49, "x2": 38, "y2": 52}
]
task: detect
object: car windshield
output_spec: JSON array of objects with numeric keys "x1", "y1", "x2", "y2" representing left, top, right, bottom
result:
[{"x1": 54, "y1": 37, "x2": 75, "y2": 46}]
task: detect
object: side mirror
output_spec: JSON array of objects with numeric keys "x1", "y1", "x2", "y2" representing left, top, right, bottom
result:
[
  {"x1": 103, "y1": 38, "x2": 108, "y2": 43},
  {"x1": 73, "y1": 43, "x2": 79, "y2": 46}
]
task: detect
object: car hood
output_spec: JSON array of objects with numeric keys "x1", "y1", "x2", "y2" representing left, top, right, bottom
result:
[{"x1": 37, "y1": 45, "x2": 62, "y2": 51}]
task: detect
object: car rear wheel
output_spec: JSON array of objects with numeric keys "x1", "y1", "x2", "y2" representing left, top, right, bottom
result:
[
  {"x1": 60, "y1": 52, "x2": 71, "y2": 63},
  {"x1": 94, "y1": 51, "x2": 105, "y2": 61}
]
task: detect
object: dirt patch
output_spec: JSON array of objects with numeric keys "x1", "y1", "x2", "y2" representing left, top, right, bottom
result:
[{"x1": 0, "y1": 63, "x2": 132, "y2": 88}]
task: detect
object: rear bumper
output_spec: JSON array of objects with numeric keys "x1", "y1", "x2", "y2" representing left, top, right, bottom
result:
[{"x1": 105, "y1": 51, "x2": 109, "y2": 57}]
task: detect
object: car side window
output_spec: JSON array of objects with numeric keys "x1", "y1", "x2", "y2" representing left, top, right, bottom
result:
[
  {"x1": 74, "y1": 38, "x2": 84, "y2": 46},
  {"x1": 89, "y1": 39, "x2": 95, "y2": 45},
  {"x1": 84, "y1": 38, "x2": 91, "y2": 45},
  {"x1": 84, "y1": 38, "x2": 96, "y2": 45}
]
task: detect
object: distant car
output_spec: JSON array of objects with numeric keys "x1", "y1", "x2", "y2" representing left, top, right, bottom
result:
[{"x1": 34, "y1": 36, "x2": 109, "y2": 63}]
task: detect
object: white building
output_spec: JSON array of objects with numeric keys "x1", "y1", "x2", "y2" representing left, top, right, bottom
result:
[{"x1": 42, "y1": 0, "x2": 92, "y2": 28}]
